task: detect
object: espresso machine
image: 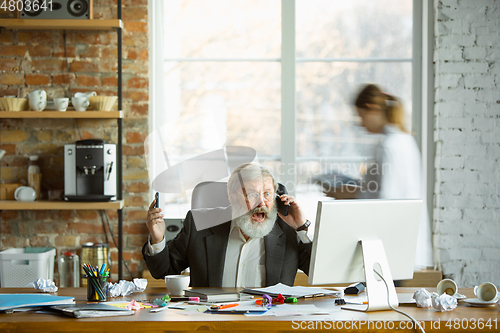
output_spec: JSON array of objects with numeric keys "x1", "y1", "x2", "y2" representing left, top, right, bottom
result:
[{"x1": 64, "y1": 139, "x2": 117, "y2": 201}]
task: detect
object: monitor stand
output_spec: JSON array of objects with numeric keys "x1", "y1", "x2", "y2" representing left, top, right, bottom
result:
[{"x1": 342, "y1": 239, "x2": 399, "y2": 312}]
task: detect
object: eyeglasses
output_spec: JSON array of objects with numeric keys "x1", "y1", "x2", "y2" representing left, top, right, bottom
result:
[{"x1": 239, "y1": 191, "x2": 274, "y2": 203}]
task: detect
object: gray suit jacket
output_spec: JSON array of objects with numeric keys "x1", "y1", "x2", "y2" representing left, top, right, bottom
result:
[{"x1": 142, "y1": 207, "x2": 312, "y2": 287}]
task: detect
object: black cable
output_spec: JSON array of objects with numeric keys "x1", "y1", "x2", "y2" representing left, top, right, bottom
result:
[
  {"x1": 99, "y1": 210, "x2": 110, "y2": 245},
  {"x1": 101, "y1": 209, "x2": 133, "y2": 280},
  {"x1": 63, "y1": 30, "x2": 72, "y2": 97}
]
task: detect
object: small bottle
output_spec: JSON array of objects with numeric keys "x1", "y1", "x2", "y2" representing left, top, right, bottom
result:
[
  {"x1": 28, "y1": 155, "x2": 42, "y2": 199},
  {"x1": 58, "y1": 251, "x2": 80, "y2": 288}
]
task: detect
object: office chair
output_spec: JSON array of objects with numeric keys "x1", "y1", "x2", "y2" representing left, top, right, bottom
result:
[{"x1": 191, "y1": 181, "x2": 231, "y2": 210}]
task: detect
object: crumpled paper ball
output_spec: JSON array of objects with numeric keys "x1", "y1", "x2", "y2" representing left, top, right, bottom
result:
[
  {"x1": 108, "y1": 278, "x2": 148, "y2": 297},
  {"x1": 413, "y1": 288, "x2": 432, "y2": 308},
  {"x1": 431, "y1": 292, "x2": 457, "y2": 311},
  {"x1": 27, "y1": 278, "x2": 58, "y2": 293},
  {"x1": 126, "y1": 299, "x2": 142, "y2": 310}
]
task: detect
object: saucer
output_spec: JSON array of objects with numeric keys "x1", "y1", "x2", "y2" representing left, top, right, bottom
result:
[
  {"x1": 463, "y1": 298, "x2": 498, "y2": 307},
  {"x1": 453, "y1": 293, "x2": 466, "y2": 300}
]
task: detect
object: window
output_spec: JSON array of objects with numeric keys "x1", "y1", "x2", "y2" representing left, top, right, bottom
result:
[{"x1": 149, "y1": 0, "x2": 417, "y2": 220}]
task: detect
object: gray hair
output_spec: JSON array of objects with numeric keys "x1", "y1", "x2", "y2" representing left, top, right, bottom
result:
[{"x1": 227, "y1": 163, "x2": 278, "y2": 197}]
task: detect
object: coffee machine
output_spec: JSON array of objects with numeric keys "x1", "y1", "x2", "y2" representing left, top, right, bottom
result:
[{"x1": 64, "y1": 139, "x2": 117, "y2": 201}]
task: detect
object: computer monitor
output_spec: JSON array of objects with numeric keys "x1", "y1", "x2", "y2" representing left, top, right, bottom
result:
[{"x1": 308, "y1": 199, "x2": 422, "y2": 312}]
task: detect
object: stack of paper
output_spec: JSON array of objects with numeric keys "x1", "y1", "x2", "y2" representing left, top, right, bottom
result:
[
  {"x1": 242, "y1": 283, "x2": 342, "y2": 298},
  {"x1": 0, "y1": 294, "x2": 75, "y2": 312}
]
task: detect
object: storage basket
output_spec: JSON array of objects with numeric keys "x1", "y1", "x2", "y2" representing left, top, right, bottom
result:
[{"x1": 0, "y1": 247, "x2": 56, "y2": 287}]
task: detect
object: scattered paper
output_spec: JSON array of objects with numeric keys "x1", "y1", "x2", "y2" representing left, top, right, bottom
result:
[
  {"x1": 413, "y1": 288, "x2": 432, "y2": 308},
  {"x1": 431, "y1": 292, "x2": 457, "y2": 311},
  {"x1": 27, "y1": 278, "x2": 58, "y2": 293},
  {"x1": 108, "y1": 279, "x2": 148, "y2": 297}
]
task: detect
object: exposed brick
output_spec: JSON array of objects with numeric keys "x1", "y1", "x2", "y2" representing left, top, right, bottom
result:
[
  {"x1": 126, "y1": 156, "x2": 146, "y2": 169},
  {"x1": 102, "y1": 47, "x2": 118, "y2": 59},
  {"x1": 0, "y1": 73, "x2": 24, "y2": 85},
  {"x1": 75, "y1": 210, "x2": 99, "y2": 220},
  {"x1": 71, "y1": 32, "x2": 114, "y2": 45},
  {"x1": 52, "y1": 73, "x2": 76, "y2": 85},
  {"x1": 126, "y1": 48, "x2": 148, "y2": 61},
  {"x1": 0, "y1": 144, "x2": 16, "y2": 155},
  {"x1": 79, "y1": 45, "x2": 100, "y2": 58},
  {"x1": 18, "y1": 31, "x2": 59, "y2": 44},
  {"x1": 54, "y1": 235, "x2": 77, "y2": 247},
  {"x1": 53, "y1": 45, "x2": 77, "y2": 58},
  {"x1": 123, "y1": 222, "x2": 148, "y2": 234},
  {"x1": 123, "y1": 91, "x2": 148, "y2": 102},
  {"x1": 67, "y1": 222, "x2": 104, "y2": 234},
  {"x1": 129, "y1": 103, "x2": 148, "y2": 116},
  {"x1": 0, "y1": 59, "x2": 18, "y2": 71},
  {"x1": 126, "y1": 77, "x2": 148, "y2": 89},
  {"x1": 70, "y1": 61, "x2": 99, "y2": 72},
  {"x1": 26, "y1": 73, "x2": 50, "y2": 86},
  {"x1": 0, "y1": 130, "x2": 28, "y2": 142},
  {"x1": 123, "y1": 170, "x2": 149, "y2": 181},
  {"x1": 123, "y1": 7, "x2": 147, "y2": 21},
  {"x1": 0, "y1": 31, "x2": 14, "y2": 43},
  {"x1": 76, "y1": 75, "x2": 99, "y2": 87},
  {"x1": 126, "y1": 131, "x2": 146, "y2": 143},
  {"x1": 28, "y1": 44, "x2": 52, "y2": 57},
  {"x1": 122, "y1": 145, "x2": 145, "y2": 156},
  {"x1": 29, "y1": 236, "x2": 51, "y2": 247},
  {"x1": 125, "y1": 182, "x2": 149, "y2": 193},
  {"x1": 102, "y1": 76, "x2": 118, "y2": 87},
  {"x1": 124, "y1": 21, "x2": 148, "y2": 33},
  {"x1": 0, "y1": 211, "x2": 19, "y2": 222},
  {"x1": 32, "y1": 60, "x2": 67, "y2": 72},
  {"x1": 0, "y1": 45, "x2": 27, "y2": 56},
  {"x1": 125, "y1": 209, "x2": 148, "y2": 220}
]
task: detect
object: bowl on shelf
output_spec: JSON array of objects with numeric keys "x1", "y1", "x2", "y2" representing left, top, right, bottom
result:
[
  {"x1": 88, "y1": 96, "x2": 118, "y2": 111},
  {"x1": 0, "y1": 97, "x2": 29, "y2": 111}
]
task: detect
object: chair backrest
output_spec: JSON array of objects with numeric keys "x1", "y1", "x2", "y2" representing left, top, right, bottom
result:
[{"x1": 191, "y1": 181, "x2": 231, "y2": 210}]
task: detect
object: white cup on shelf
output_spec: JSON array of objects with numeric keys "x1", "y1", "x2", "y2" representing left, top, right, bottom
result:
[
  {"x1": 72, "y1": 96, "x2": 90, "y2": 111},
  {"x1": 28, "y1": 90, "x2": 47, "y2": 111},
  {"x1": 53, "y1": 98, "x2": 69, "y2": 111}
]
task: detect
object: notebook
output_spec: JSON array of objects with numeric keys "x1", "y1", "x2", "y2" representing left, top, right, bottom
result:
[
  {"x1": 0, "y1": 294, "x2": 75, "y2": 312},
  {"x1": 49, "y1": 304, "x2": 135, "y2": 318},
  {"x1": 183, "y1": 288, "x2": 240, "y2": 302}
]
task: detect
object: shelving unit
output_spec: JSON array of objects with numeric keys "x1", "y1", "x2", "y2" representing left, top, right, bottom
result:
[
  {"x1": 0, "y1": 8, "x2": 125, "y2": 280},
  {"x1": 0, "y1": 200, "x2": 124, "y2": 210}
]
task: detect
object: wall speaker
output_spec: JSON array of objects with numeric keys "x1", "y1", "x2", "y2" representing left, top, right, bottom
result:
[
  {"x1": 20, "y1": 0, "x2": 93, "y2": 19},
  {"x1": 163, "y1": 218, "x2": 184, "y2": 242}
]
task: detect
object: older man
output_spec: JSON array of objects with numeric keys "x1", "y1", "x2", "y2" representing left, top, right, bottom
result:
[{"x1": 142, "y1": 163, "x2": 312, "y2": 287}]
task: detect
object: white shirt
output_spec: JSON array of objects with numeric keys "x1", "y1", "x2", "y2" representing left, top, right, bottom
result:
[
  {"x1": 363, "y1": 124, "x2": 433, "y2": 268},
  {"x1": 222, "y1": 220, "x2": 266, "y2": 288}
]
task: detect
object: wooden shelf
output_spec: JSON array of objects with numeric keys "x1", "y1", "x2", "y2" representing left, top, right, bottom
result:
[
  {"x1": 0, "y1": 19, "x2": 122, "y2": 30},
  {"x1": 0, "y1": 111, "x2": 123, "y2": 118},
  {"x1": 0, "y1": 200, "x2": 124, "y2": 210}
]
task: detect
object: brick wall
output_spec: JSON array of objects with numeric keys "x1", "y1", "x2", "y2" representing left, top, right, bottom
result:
[
  {"x1": 0, "y1": 0, "x2": 150, "y2": 281},
  {"x1": 434, "y1": 0, "x2": 500, "y2": 287}
]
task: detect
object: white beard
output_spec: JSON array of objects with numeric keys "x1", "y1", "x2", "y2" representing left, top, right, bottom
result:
[{"x1": 232, "y1": 203, "x2": 277, "y2": 239}]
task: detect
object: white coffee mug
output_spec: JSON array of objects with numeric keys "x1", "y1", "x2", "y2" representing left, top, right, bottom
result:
[
  {"x1": 28, "y1": 89, "x2": 47, "y2": 101},
  {"x1": 437, "y1": 278, "x2": 458, "y2": 297},
  {"x1": 53, "y1": 97, "x2": 69, "y2": 111},
  {"x1": 72, "y1": 96, "x2": 90, "y2": 111},
  {"x1": 474, "y1": 282, "x2": 499, "y2": 302},
  {"x1": 14, "y1": 186, "x2": 36, "y2": 202},
  {"x1": 28, "y1": 90, "x2": 47, "y2": 111},
  {"x1": 164, "y1": 275, "x2": 190, "y2": 296}
]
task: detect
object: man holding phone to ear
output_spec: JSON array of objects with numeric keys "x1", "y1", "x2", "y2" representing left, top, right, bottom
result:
[{"x1": 143, "y1": 163, "x2": 312, "y2": 288}]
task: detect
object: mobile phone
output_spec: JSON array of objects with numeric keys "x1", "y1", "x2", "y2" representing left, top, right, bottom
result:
[
  {"x1": 275, "y1": 183, "x2": 289, "y2": 216},
  {"x1": 155, "y1": 192, "x2": 159, "y2": 208}
]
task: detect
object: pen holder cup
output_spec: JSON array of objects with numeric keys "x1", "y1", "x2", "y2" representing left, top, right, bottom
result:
[{"x1": 86, "y1": 276, "x2": 109, "y2": 302}]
